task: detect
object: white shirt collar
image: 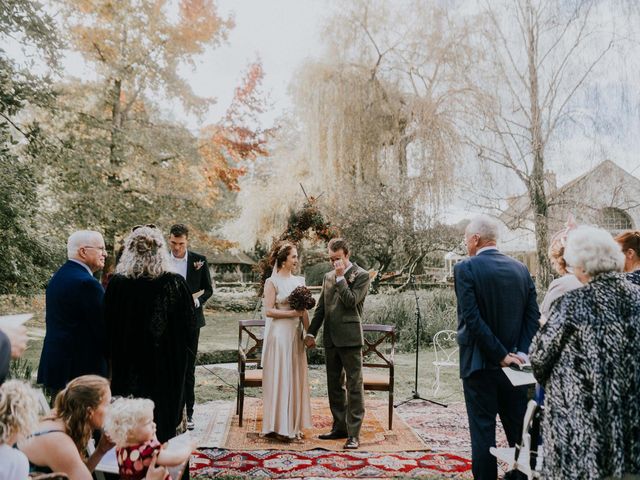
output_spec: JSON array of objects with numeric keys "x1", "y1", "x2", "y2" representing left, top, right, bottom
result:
[
  {"x1": 476, "y1": 246, "x2": 498, "y2": 255},
  {"x1": 69, "y1": 258, "x2": 93, "y2": 275},
  {"x1": 171, "y1": 252, "x2": 188, "y2": 263}
]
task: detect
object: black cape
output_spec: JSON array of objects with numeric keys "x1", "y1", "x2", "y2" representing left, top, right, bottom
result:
[{"x1": 104, "y1": 272, "x2": 196, "y2": 442}]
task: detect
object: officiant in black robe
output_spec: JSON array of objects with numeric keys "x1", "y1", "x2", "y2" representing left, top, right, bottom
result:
[{"x1": 104, "y1": 225, "x2": 196, "y2": 443}]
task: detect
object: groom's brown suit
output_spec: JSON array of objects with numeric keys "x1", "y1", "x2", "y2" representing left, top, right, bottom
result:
[{"x1": 308, "y1": 263, "x2": 370, "y2": 437}]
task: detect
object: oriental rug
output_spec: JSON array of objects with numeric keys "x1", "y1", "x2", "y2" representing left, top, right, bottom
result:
[
  {"x1": 222, "y1": 397, "x2": 426, "y2": 452},
  {"x1": 190, "y1": 448, "x2": 473, "y2": 478}
]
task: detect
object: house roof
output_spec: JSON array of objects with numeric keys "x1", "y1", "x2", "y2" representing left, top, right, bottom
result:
[{"x1": 500, "y1": 160, "x2": 640, "y2": 227}]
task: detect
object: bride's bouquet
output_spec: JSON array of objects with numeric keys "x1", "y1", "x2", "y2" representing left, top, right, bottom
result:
[{"x1": 288, "y1": 286, "x2": 316, "y2": 311}]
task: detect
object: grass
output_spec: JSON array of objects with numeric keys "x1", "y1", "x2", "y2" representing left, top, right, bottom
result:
[{"x1": 1, "y1": 295, "x2": 463, "y2": 405}]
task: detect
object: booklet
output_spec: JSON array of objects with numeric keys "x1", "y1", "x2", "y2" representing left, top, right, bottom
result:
[
  {"x1": 502, "y1": 366, "x2": 536, "y2": 386},
  {"x1": 0, "y1": 313, "x2": 33, "y2": 328}
]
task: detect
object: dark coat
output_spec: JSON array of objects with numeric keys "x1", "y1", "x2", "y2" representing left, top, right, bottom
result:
[
  {"x1": 454, "y1": 249, "x2": 539, "y2": 379},
  {"x1": 186, "y1": 251, "x2": 213, "y2": 328},
  {"x1": 0, "y1": 330, "x2": 10, "y2": 384},
  {"x1": 530, "y1": 273, "x2": 640, "y2": 480},
  {"x1": 37, "y1": 261, "x2": 107, "y2": 390},
  {"x1": 104, "y1": 272, "x2": 196, "y2": 442},
  {"x1": 308, "y1": 263, "x2": 370, "y2": 348}
]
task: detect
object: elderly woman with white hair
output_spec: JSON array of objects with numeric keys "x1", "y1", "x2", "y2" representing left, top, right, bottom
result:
[
  {"x1": 104, "y1": 226, "x2": 196, "y2": 444},
  {"x1": 530, "y1": 225, "x2": 640, "y2": 480}
]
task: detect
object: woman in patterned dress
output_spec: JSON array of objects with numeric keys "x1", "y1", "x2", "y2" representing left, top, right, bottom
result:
[
  {"x1": 615, "y1": 230, "x2": 640, "y2": 286},
  {"x1": 530, "y1": 226, "x2": 640, "y2": 480}
]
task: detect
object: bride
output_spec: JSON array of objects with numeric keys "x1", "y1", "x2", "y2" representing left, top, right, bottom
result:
[{"x1": 261, "y1": 241, "x2": 312, "y2": 439}]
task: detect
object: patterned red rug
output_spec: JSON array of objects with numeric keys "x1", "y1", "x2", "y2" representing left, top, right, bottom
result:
[{"x1": 190, "y1": 448, "x2": 472, "y2": 478}]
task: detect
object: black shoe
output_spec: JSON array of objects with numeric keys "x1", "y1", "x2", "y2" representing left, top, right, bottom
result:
[
  {"x1": 343, "y1": 436, "x2": 359, "y2": 449},
  {"x1": 186, "y1": 417, "x2": 195, "y2": 430},
  {"x1": 318, "y1": 430, "x2": 348, "y2": 440}
]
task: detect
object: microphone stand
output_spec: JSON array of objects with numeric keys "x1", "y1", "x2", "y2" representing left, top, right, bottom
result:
[{"x1": 394, "y1": 274, "x2": 447, "y2": 408}]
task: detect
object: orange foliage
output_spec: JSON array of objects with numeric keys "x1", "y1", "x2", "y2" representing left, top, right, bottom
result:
[{"x1": 199, "y1": 60, "x2": 271, "y2": 194}]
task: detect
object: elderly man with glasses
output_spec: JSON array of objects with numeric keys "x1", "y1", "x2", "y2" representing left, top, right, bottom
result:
[{"x1": 37, "y1": 230, "x2": 109, "y2": 400}]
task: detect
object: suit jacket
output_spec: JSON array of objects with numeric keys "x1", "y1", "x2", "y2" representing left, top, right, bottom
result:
[
  {"x1": 0, "y1": 330, "x2": 10, "y2": 384},
  {"x1": 454, "y1": 249, "x2": 539, "y2": 379},
  {"x1": 185, "y1": 251, "x2": 213, "y2": 328},
  {"x1": 37, "y1": 260, "x2": 107, "y2": 389},
  {"x1": 308, "y1": 263, "x2": 371, "y2": 348}
]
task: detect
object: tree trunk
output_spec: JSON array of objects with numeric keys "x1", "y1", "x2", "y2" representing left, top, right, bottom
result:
[
  {"x1": 109, "y1": 78, "x2": 123, "y2": 165},
  {"x1": 526, "y1": 1, "x2": 552, "y2": 290}
]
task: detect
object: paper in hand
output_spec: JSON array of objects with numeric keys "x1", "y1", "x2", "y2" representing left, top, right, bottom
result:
[{"x1": 0, "y1": 313, "x2": 33, "y2": 328}]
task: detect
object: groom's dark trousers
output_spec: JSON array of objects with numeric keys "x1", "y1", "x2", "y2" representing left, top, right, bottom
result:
[{"x1": 454, "y1": 249, "x2": 539, "y2": 480}]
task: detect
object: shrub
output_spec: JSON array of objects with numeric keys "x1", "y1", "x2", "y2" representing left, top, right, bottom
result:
[
  {"x1": 363, "y1": 288, "x2": 457, "y2": 352},
  {"x1": 304, "y1": 262, "x2": 332, "y2": 286}
]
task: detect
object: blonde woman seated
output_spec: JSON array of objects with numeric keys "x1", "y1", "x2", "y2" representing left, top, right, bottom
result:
[
  {"x1": 17, "y1": 375, "x2": 113, "y2": 480},
  {"x1": 0, "y1": 380, "x2": 40, "y2": 480}
]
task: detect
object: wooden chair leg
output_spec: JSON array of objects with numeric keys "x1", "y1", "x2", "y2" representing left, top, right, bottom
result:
[
  {"x1": 236, "y1": 385, "x2": 240, "y2": 415},
  {"x1": 238, "y1": 387, "x2": 244, "y2": 427},
  {"x1": 389, "y1": 391, "x2": 393, "y2": 430}
]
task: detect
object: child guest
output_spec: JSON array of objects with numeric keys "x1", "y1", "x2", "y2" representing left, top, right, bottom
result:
[{"x1": 104, "y1": 397, "x2": 194, "y2": 480}]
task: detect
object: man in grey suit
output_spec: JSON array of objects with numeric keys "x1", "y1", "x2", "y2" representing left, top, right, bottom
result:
[{"x1": 305, "y1": 238, "x2": 371, "y2": 450}]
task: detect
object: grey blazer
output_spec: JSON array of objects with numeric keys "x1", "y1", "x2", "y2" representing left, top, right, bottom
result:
[{"x1": 308, "y1": 263, "x2": 370, "y2": 348}]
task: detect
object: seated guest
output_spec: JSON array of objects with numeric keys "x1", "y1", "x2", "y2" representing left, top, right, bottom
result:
[
  {"x1": 0, "y1": 323, "x2": 28, "y2": 385},
  {"x1": 104, "y1": 226, "x2": 196, "y2": 443},
  {"x1": 615, "y1": 230, "x2": 640, "y2": 285},
  {"x1": 104, "y1": 397, "x2": 194, "y2": 480},
  {"x1": 37, "y1": 231, "x2": 108, "y2": 399},
  {"x1": 17, "y1": 375, "x2": 113, "y2": 480},
  {"x1": 530, "y1": 226, "x2": 640, "y2": 480},
  {"x1": 0, "y1": 380, "x2": 40, "y2": 480}
]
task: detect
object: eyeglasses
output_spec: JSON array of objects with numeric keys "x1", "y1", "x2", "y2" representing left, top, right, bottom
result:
[
  {"x1": 132, "y1": 224, "x2": 158, "y2": 232},
  {"x1": 82, "y1": 246, "x2": 107, "y2": 253},
  {"x1": 565, "y1": 265, "x2": 575, "y2": 274}
]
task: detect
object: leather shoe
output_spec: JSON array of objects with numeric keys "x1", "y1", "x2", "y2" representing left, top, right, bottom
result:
[
  {"x1": 343, "y1": 436, "x2": 359, "y2": 449},
  {"x1": 318, "y1": 430, "x2": 348, "y2": 440}
]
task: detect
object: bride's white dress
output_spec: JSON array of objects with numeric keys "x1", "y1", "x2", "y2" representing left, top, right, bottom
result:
[{"x1": 261, "y1": 273, "x2": 312, "y2": 437}]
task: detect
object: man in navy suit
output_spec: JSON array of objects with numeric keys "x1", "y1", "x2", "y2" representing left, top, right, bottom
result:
[
  {"x1": 37, "y1": 230, "x2": 108, "y2": 398},
  {"x1": 454, "y1": 215, "x2": 539, "y2": 480},
  {"x1": 168, "y1": 224, "x2": 213, "y2": 429}
]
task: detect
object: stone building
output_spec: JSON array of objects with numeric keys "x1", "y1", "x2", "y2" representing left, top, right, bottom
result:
[{"x1": 499, "y1": 160, "x2": 640, "y2": 275}]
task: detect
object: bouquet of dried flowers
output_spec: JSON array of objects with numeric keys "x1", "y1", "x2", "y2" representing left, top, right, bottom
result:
[{"x1": 288, "y1": 286, "x2": 316, "y2": 311}]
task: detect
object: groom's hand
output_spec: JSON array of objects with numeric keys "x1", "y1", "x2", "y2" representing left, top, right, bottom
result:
[
  {"x1": 334, "y1": 260, "x2": 346, "y2": 277},
  {"x1": 304, "y1": 336, "x2": 316, "y2": 349}
]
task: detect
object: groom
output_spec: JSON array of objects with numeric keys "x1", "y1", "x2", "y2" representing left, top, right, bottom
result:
[{"x1": 305, "y1": 238, "x2": 371, "y2": 449}]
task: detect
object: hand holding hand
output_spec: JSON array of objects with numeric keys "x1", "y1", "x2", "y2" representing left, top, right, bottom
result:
[
  {"x1": 96, "y1": 431, "x2": 115, "y2": 455},
  {"x1": 500, "y1": 353, "x2": 524, "y2": 368},
  {"x1": 304, "y1": 336, "x2": 316, "y2": 349},
  {"x1": 0, "y1": 324, "x2": 27, "y2": 358},
  {"x1": 145, "y1": 452, "x2": 169, "y2": 480}
]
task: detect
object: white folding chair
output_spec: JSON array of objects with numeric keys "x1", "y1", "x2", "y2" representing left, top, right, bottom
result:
[
  {"x1": 490, "y1": 399, "x2": 544, "y2": 479},
  {"x1": 431, "y1": 329, "x2": 458, "y2": 395}
]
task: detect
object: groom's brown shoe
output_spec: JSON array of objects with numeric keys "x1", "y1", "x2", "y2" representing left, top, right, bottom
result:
[
  {"x1": 318, "y1": 430, "x2": 348, "y2": 440},
  {"x1": 343, "y1": 437, "x2": 359, "y2": 449}
]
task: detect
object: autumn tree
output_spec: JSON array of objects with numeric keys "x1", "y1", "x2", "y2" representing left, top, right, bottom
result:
[
  {"x1": 44, "y1": 0, "x2": 268, "y2": 253},
  {"x1": 0, "y1": 0, "x2": 65, "y2": 293},
  {"x1": 463, "y1": 0, "x2": 617, "y2": 289}
]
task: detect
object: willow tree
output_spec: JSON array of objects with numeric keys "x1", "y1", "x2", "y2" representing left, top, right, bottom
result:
[
  {"x1": 464, "y1": 0, "x2": 616, "y2": 289},
  {"x1": 287, "y1": 0, "x2": 473, "y2": 278}
]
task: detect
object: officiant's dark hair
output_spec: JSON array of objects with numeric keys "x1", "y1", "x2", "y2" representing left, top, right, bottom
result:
[
  {"x1": 328, "y1": 238, "x2": 350, "y2": 255},
  {"x1": 169, "y1": 223, "x2": 189, "y2": 238}
]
